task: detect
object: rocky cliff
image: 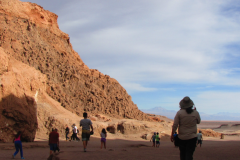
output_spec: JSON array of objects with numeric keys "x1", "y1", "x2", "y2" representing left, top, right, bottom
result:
[
  {"x1": 0, "y1": 48, "x2": 45, "y2": 142},
  {"x1": 0, "y1": 0, "x2": 149, "y2": 122}
]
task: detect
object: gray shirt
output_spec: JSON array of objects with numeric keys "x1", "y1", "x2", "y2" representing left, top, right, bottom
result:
[
  {"x1": 80, "y1": 119, "x2": 92, "y2": 131},
  {"x1": 197, "y1": 133, "x2": 202, "y2": 140},
  {"x1": 172, "y1": 109, "x2": 201, "y2": 140}
]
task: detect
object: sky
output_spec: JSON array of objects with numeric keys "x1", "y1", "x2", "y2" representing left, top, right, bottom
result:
[{"x1": 22, "y1": 0, "x2": 240, "y2": 119}]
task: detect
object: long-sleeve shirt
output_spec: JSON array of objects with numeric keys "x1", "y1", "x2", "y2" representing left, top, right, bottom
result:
[
  {"x1": 172, "y1": 109, "x2": 201, "y2": 140},
  {"x1": 49, "y1": 131, "x2": 59, "y2": 144}
]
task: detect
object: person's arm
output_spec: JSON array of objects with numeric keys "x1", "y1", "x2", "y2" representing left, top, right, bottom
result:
[
  {"x1": 105, "y1": 132, "x2": 107, "y2": 138},
  {"x1": 196, "y1": 111, "x2": 201, "y2": 124},
  {"x1": 48, "y1": 133, "x2": 50, "y2": 145},
  {"x1": 90, "y1": 124, "x2": 93, "y2": 131},
  {"x1": 171, "y1": 112, "x2": 179, "y2": 142},
  {"x1": 57, "y1": 133, "x2": 59, "y2": 146}
]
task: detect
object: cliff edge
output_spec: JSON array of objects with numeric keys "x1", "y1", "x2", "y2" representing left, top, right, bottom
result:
[{"x1": 0, "y1": 0, "x2": 150, "y2": 121}]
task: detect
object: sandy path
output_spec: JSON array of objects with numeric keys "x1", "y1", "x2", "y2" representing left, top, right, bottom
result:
[{"x1": 1, "y1": 136, "x2": 240, "y2": 160}]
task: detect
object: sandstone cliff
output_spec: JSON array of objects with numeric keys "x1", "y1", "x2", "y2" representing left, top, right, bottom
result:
[
  {"x1": 0, "y1": 0, "x2": 149, "y2": 121},
  {"x1": 0, "y1": 48, "x2": 44, "y2": 142}
]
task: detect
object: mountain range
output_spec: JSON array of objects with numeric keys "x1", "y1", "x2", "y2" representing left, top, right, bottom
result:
[{"x1": 142, "y1": 107, "x2": 240, "y2": 121}]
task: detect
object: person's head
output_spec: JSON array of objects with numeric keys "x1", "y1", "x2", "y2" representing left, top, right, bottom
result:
[
  {"x1": 154, "y1": 132, "x2": 156, "y2": 135},
  {"x1": 157, "y1": 132, "x2": 159, "y2": 135},
  {"x1": 83, "y1": 112, "x2": 88, "y2": 118},
  {"x1": 52, "y1": 128, "x2": 54, "y2": 131},
  {"x1": 175, "y1": 132, "x2": 177, "y2": 134},
  {"x1": 55, "y1": 128, "x2": 58, "y2": 132},
  {"x1": 179, "y1": 96, "x2": 194, "y2": 114},
  {"x1": 199, "y1": 130, "x2": 202, "y2": 133},
  {"x1": 102, "y1": 128, "x2": 106, "y2": 134}
]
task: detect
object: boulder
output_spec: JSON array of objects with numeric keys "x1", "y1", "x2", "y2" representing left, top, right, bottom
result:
[{"x1": 0, "y1": 49, "x2": 46, "y2": 142}]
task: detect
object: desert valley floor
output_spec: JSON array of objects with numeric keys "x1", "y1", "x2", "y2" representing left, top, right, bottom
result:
[{"x1": 1, "y1": 135, "x2": 240, "y2": 160}]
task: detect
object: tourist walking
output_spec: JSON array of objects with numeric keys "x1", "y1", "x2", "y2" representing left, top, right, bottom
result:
[
  {"x1": 70, "y1": 124, "x2": 77, "y2": 141},
  {"x1": 197, "y1": 130, "x2": 203, "y2": 147},
  {"x1": 150, "y1": 132, "x2": 156, "y2": 147},
  {"x1": 12, "y1": 131, "x2": 25, "y2": 159},
  {"x1": 65, "y1": 126, "x2": 69, "y2": 141},
  {"x1": 73, "y1": 124, "x2": 77, "y2": 141},
  {"x1": 171, "y1": 96, "x2": 201, "y2": 160},
  {"x1": 49, "y1": 128, "x2": 59, "y2": 155},
  {"x1": 155, "y1": 132, "x2": 160, "y2": 148},
  {"x1": 80, "y1": 112, "x2": 93, "y2": 152},
  {"x1": 100, "y1": 128, "x2": 107, "y2": 149}
]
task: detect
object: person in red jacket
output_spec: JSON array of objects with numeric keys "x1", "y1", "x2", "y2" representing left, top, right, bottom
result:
[
  {"x1": 12, "y1": 131, "x2": 25, "y2": 159},
  {"x1": 49, "y1": 128, "x2": 59, "y2": 155}
]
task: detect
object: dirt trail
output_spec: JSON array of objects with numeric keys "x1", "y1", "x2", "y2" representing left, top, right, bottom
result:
[{"x1": 1, "y1": 136, "x2": 240, "y2": 160}]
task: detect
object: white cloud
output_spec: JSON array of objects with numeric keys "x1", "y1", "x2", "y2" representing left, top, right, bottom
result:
[
  {"x1": 53, "y1": 0, "x2": 240, "y2": 92},
  {"x1": 193, "y1": 91, "x2": 240, "y2": 114},
  {"x1": 120, "y1": 82, "x2": 157, "y2": 92}
]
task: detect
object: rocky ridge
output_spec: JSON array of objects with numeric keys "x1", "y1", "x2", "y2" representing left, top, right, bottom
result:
[{"x1": 0, "y1": 0, "x2": 149, "y2": 120}]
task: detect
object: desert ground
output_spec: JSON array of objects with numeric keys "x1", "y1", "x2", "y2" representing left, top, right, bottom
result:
[
  {"x1": 198, "y1": 121, "x2": 240, "y2": 134},
  {"x1": 1, "y1": 134, "x2": 240, "y2": 160}
]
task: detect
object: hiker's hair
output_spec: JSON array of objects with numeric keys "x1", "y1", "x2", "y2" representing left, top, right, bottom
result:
[
  {"x1": 102, "y1": 128, "x2": 106, "y2": 134},
  {"x1": 83, "y1": 112, "x2": 88, "y2": 118},
  {"x1": 15, "y1": 131, "x2": 22, "y2": 139},
  {"x1": 186, "y1": 106, "x2": 193, "y2": 114}
]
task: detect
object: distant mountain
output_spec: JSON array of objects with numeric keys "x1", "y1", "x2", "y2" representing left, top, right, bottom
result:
[
  {"x1": 141, "y1": 107, "x2": 240, "y2": 121},
  {"x1": 199, "y1": 112, "x2": 240, "y2": 121}
]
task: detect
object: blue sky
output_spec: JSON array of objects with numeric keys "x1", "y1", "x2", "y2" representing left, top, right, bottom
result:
[{"x1": 22, "y1": 0, "x2": 240, "y2": 119}]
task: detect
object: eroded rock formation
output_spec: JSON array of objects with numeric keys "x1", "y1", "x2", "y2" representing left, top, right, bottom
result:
[
  {"x1": 0, "y1": 0, "x2": 149, "y2": 121},
  {"x1": 0, "y1": 48, "x2": 45, "y2": 142},
  {"x1": 198, "y1": 129, "x2": 221, "y2": 137}
]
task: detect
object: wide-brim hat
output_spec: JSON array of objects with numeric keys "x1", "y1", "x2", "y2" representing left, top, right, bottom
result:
[{"x1": 179, "y1": 96, "x2": 194, "y2": 109}]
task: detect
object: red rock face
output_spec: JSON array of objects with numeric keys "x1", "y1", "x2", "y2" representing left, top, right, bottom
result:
[
  {"x1": 0, "y1": 49, "x2": 46, "y2": 142},
  {"x1": 0, "y1": 0, "x2": 150, "y2": 121}
]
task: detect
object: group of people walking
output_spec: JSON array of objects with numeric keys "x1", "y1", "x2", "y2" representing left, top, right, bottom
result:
[
  {"x1": 150, "y1": 132, "x2": 161, "y2": 147},
  {"x1": 65, "y1": 123, "x2": 79, "y2": 141},
  {"x1": 12, "y1": 96, "x2": 201, "y2": 160},
  {"x1": 49, "y1": 112, "x2": 95, "y2": 153}
]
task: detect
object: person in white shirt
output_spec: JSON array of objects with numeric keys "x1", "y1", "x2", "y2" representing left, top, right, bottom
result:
[
  {"x1": 100, "y1": 128, "x2": 107, "y2": 149},
  {"x1": 71, "y1": 124, "x2": 77, "y2": 141},
  {"x1": 197, "y1": 130, "x2": 203, "y2": 147}
]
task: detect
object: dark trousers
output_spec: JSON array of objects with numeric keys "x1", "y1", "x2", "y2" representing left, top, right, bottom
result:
[
  {"x1": 179, "y1": 137, "x2": 197, "y2": 160},
  {"x1": 14, "y1": 141, "x2": 23, "y2": 157},
  {"x1": 66, "y1": 132, "x2": 69, "y2": 140},
  {"x1": 71, "y1": 133, "x2": 77, "y2": 140}
]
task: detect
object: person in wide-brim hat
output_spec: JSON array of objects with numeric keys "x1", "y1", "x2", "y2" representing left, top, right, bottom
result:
[
  {"x1": 179, "y1": 96, "x2": 194, "y2": 109},
  {"x1": 171, "y1": 96, "x2": 201, "y2": 160}
]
